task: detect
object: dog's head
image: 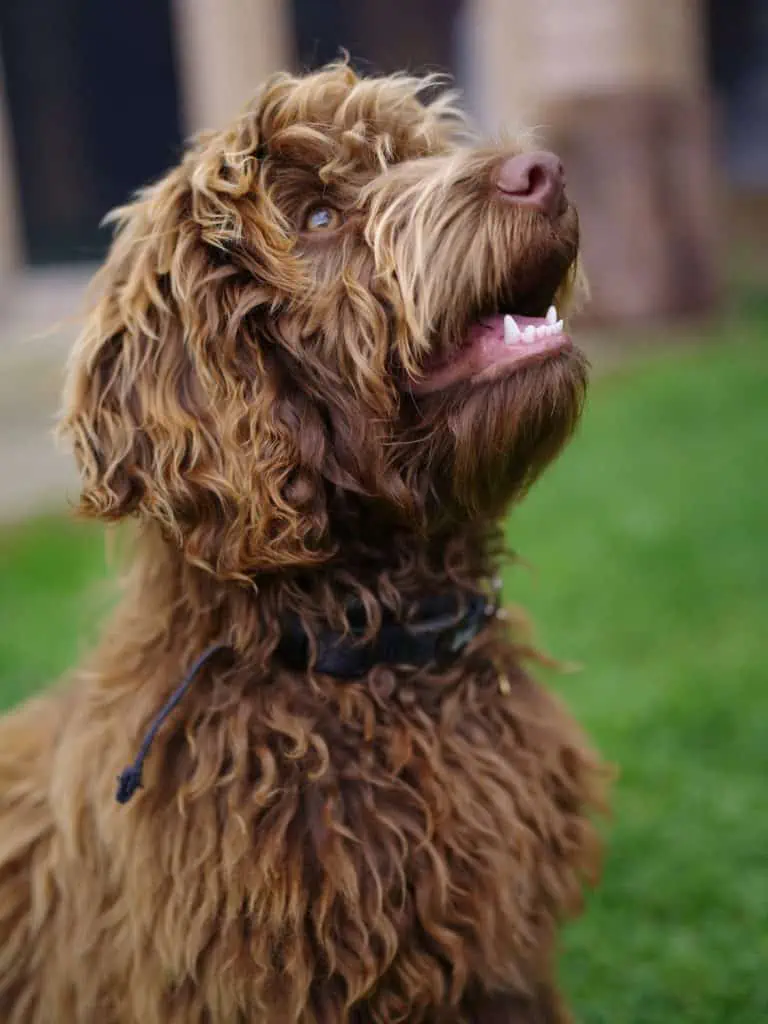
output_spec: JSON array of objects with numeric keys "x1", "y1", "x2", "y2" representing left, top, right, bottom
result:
[{"x1": 61, "y1": 64, "x2": 587, "y2": 579}]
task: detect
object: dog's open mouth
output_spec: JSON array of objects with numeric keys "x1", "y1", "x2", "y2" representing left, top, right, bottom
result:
[{"x1": 411, "y1": 304, "x2": 572, "y2": 396}]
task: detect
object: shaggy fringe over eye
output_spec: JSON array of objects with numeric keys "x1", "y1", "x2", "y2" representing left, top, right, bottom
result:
[{"x1": 58, "y1": 134, "x2": 323, "y2": 580}]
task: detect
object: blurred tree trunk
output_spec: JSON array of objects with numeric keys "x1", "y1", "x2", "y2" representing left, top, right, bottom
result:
[{"x1": 468, "y1": 0, "x2": 721, "y2": 324}]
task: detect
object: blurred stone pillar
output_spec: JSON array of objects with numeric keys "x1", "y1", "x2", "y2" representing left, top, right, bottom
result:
[
  {"x1": 0, "y1": 57, "x2": 22, "y2": 307},
  {"x1": 467, "y1": 0, "x2": 720, "y2": 323},
  {"x1": 172, "y1": 0, "x2": 295, "y2": 135}
]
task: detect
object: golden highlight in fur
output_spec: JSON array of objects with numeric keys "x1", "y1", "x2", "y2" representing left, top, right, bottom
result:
[{"x1": 0, "y1": 65, "x2": 606, "y2": 1023}]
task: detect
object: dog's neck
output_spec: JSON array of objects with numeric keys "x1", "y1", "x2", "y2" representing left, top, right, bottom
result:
[
  {"x1": 105, "y1": 519, "x2": 503, "y2": 662},
  {"x1": 106, "y1": 519, "x2": 507, "y2": 805}
]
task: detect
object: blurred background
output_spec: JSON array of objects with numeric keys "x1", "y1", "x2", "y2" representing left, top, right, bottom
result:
[{"x1": 0, "y1": 2, "x2": 766, "y2": 1020}]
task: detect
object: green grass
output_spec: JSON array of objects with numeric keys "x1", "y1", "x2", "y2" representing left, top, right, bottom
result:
[
  {"x1": 1, "y1": 308, "x2": 766, "y2": 1021},
  {"x1": 0, "y1": 516, "x2": 112, "y2": 706},
  {"x1": 507, "y1": 309, "x2": 768, "y2": 1021}
]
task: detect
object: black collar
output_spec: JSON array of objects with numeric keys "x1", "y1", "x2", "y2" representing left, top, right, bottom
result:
[
  {"x1": 276, "y1": 589, "x2": 497, "y2": 678},
  {"x1": 116, "y1": 586, "x2": 498, "y2": 804}
]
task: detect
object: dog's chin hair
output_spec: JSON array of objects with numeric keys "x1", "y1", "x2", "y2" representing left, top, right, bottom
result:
[{"x1": 442, "y1": 347, "x2": 588, "y2": 517}]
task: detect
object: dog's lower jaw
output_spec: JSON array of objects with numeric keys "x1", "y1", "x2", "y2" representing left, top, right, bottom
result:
[{"x1": 403, "y1": 346, "x2": 588, "y2": 523}]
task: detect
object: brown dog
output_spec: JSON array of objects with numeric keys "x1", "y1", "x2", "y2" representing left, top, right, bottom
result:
[{"x1": 0, "y1": 65, "x2": 605, "y2": 1023}]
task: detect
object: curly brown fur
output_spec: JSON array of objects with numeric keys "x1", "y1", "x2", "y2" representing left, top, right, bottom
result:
[{"x1": 0, "y1": 64, "x2": 606, "y2": 1023}]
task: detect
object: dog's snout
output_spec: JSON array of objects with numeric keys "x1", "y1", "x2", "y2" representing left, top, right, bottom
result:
[{"x1": 495, "y1": 151, "x2": 566, "y2": 218}]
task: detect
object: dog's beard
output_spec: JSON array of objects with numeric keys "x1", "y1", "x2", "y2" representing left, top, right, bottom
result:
[{"x1": 400, "y1": 346, "x2": 588, "y2": 522}]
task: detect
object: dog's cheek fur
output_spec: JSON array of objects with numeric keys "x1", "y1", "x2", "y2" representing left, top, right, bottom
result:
[{"x1": 59, "y1": 151, "x2": 339, "y2": 580}]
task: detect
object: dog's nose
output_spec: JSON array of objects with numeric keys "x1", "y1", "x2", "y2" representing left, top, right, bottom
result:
[{"x1": 495, "y1": 151, "x2": 566, "y2": 218}]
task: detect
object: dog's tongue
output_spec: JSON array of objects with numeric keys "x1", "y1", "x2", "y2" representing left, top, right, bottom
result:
[{"x1": 412, "y1": 309, "x2": 571, "y2": 395}]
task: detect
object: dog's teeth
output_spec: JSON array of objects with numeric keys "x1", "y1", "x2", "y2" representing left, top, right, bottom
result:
[
  {"x1": 503, "y1": 314, "x2": 521, "y2": 345},
  {"x1": 546, "y1": 305, "x2": 557, "y2": 325},
  {"x1": 555, "y1": 319, "x2": 564, "y2": 332},
  {"x1": 523, "y1": 325, "x2": 537, "y2": 344}
]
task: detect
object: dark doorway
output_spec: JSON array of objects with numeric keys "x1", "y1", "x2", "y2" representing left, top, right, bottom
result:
[
  {"x1": 0, "y1": 0, "x2": 183, "y2": 264},
  {"x1": 706, "y1": 0, "x2": 768, "y2": 184},
  {"x1": 291, "y1": 0, "x2": 462, "y2": 78}
]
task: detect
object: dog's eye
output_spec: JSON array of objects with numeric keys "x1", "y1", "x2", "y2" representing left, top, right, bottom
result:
[{"x1": 303, "y1": 205, "x2": 341, "y2": 232}]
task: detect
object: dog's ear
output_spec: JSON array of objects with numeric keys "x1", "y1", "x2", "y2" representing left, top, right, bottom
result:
[{"x1": 59, "y1": 133, "x2": 331, "y2": 578}]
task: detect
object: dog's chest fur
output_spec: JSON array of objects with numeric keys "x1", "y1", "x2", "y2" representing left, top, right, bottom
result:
[{"x1": 109, "y1": 656, "x2": 601, "y2": 1021}]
